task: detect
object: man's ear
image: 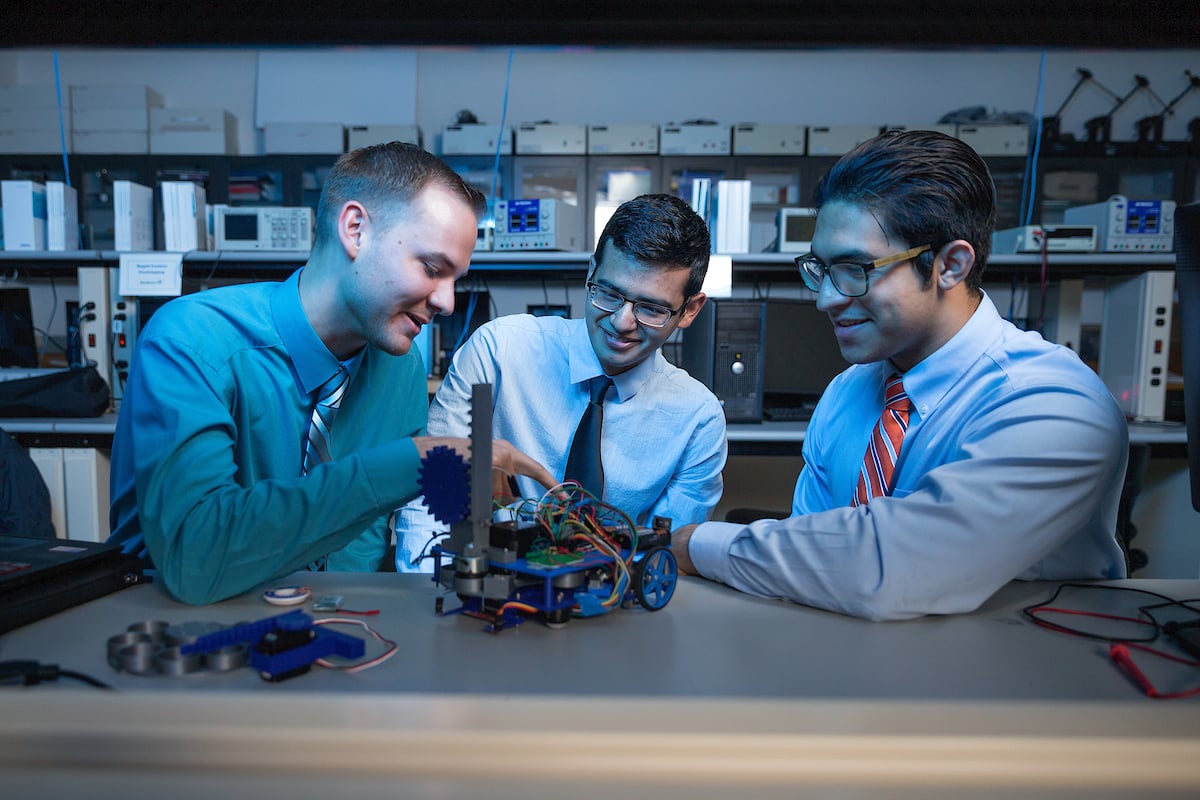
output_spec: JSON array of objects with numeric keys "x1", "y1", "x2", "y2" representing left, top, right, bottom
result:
[
  {"x1": 934, "y1": 240, "x2": 975, "y2": 291},
  {"x1": 338, "y1": 201, "x2": 368, "y2": 257},
  {"x1": 674, "y1": 292, "x2": 708, "y2": 330}
]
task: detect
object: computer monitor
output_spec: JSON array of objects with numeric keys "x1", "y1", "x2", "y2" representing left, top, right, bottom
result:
[
  {"x1": 761, "y1": 298, "x2": 847, "y2": 410},
  {"x1": 776, "y1": 207, "x2": 818, "y2": 253},
  {"x1": 1173, "y1": 201, "x2": 1200, "y2": 512},
  {"x1": 679, "y1": 297, "x2": 847, "y2": 422},
  {"x1": 0, "y1": 288, "x2": 38, "y2": 368}
]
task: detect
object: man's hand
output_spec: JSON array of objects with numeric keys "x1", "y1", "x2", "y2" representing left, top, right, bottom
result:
[
  {"x1": 489, "y1": 438, "x2": 557, "y2": 495},
  {"x1": 413, "y1": 436, "x2": 557, "y2": 497},
  {"x1": 671, "y1": 523, "x2": 700, "y2": 576}
]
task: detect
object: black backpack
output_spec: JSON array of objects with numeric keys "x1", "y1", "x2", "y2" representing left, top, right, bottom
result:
[{"x1": 0, "y1": 365, "x2": 110, "y2": 418}]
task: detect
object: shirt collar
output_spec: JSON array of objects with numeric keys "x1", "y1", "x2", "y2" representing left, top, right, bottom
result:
[
  {"x1": 565, "y1": 318, "x2": 657, "y2": 403},
  {"x1": 272, "y1": 268, "x2": 345, "y2": 395},
  {"x1": 899, "y1": 292, "x2": 1003, "y2": 417}
]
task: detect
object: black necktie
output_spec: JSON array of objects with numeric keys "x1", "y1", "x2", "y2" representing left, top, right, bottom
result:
[{"x1": 564, "y1": 375, "x2": 611, "y2": 497}]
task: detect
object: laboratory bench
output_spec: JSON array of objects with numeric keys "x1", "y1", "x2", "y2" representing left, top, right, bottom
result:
[{"x1": 0, "y1": 571, "x2": 1197, "y2": 798}]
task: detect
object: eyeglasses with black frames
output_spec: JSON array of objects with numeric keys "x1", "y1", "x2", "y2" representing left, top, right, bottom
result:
[
  {"x1": 585, "y1": 281, "x2": 687, "y2": 328},
  {"x1": 794, "y1": 244, "x2": 932, "y2": 298}
]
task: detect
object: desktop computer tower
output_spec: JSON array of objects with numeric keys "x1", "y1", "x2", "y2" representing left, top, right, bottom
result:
[
  {"x1": 1099, "y1": 271, "x2": 1175, "y2": 422},
  {"x1": 28, "y1": 446, "x2": 110, "y2": 541},
  {"x1": 680, "y1": 300, "x2": 766, "y2": 422},
  {"x1": 63, "y1": 448, "x2": 110, "y2": 542},
  {"x1": 680, "y1": 298, "x2": 846, "y2": 423}
]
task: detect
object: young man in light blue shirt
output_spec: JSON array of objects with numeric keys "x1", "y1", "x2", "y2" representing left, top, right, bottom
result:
[
  {"x1": 672, "y1": 130, "x2": 1128, "y2": 621},
  {"x1": 397, "y1": 194, "x2": 727, "y2": 571}
]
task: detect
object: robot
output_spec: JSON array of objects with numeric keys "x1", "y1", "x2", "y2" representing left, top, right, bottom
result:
[{"x1": 419, "y1": 384, "x2": 678, "y2": 632}]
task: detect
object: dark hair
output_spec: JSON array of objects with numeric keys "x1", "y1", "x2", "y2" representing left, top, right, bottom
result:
[
  {"x1": 811, "y1": 129, "x2": 997, "y2": 293},
  {"x1": 315, "y1": 141, "x2": 485, "y2": 249},
  {"x1": 593, "y1": 194, "x2": 711, "y2": 297}
]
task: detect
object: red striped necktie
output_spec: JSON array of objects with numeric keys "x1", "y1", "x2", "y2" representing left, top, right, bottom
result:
[{"x1": 852, "y1": 373, "x2": 911, "y2": 507}]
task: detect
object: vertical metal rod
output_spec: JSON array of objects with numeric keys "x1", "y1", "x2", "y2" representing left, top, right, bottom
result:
[{"x1": 469, "y1": 383, "x2": 493, "y2": 553}]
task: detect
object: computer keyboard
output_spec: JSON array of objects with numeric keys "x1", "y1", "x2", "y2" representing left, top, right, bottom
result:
[{"x1": 762, "y1": 405, "x2": 816, "y2": 422}]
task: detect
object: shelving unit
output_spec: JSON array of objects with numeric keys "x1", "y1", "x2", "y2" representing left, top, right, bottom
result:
[
  {"x1": 0, "y1": 153, "x2": 337, "y2": 251},
  {"x1": 4, "y1": 150, "x2": 1195, "y2": 257},
  {"x1": 1, "y1": 149, "x2": 1185, "y2": 427},
  {"x1": 0, "y1": 248, "x2": 1178, "y2": 279}
]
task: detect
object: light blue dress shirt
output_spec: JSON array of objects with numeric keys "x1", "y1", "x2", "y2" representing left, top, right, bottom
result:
[
  {"x1": 108, "y1": 269, "x2": 429, "y2": 604},
  {"x1": 688, "y1": 293, "x2": 1129, "y2": 621},
  {"x1": 397, "y1": 314, "x2": 727, "y2": 571}
]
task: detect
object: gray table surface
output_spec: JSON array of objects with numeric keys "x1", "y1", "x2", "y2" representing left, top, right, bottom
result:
[
  {"x1": 3, "y1": 573, "x2": 1199, "y2": 799},
  {"x1": 3, "y1": 572, "x2": 1197, "y2": 700}
]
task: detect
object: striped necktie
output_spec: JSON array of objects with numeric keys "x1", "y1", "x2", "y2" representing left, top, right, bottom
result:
[
  {"x1": 852, "y1": 373, "x2": 911, "y2": 507},
  {"x1": 303, "y1": 366, "x2": 350, "y2": 475},
  {"x1": 563, "y1": 375, "x2": 612, "y2": 497},
  {"x1": 303, "y1": 366, "x2": 349, "y2": 573}
]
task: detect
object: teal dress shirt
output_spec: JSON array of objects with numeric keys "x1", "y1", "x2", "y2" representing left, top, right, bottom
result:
[{"x1": 109, "y1": 269, "x2": 428, "y2": 604}]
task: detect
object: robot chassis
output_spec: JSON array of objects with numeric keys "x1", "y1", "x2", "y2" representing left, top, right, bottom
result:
[{"x1": 419, "y1": 384, "x2": 679, "y2": 632}]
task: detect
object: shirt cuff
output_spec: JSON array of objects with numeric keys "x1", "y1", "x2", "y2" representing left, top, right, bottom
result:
[
  {"x1": 688, "y1": 520, "x2": 744, "y2": 585},
  {"x1": 357, "y1": 438, "x2": 423, "y2": 505}
]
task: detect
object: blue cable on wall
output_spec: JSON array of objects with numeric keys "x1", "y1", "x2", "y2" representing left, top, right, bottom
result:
[
  {"x1": 53, "y1": 50, "x2": 71, "y2": 188},
  {"x1": 1021, "y1": 50, "x2": 1047, "y2": 227},
  {"x1": 488, "y1": 48, "x2": 515, "y2": 214}
]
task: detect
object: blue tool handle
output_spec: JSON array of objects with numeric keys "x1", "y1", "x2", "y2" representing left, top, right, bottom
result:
[{"x1": 181, "y1": 610, "x2": 313, "y2": 655}]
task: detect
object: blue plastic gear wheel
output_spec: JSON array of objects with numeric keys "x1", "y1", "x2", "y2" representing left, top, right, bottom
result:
[
  {"x1": 633, "y1": 546, "x2": 677, "y2": 611},
  {"x1": 418, "y1": 445, "x2": 471, "y2": 525}
]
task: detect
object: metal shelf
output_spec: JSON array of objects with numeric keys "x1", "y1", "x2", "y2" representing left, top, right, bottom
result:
[{"x1": 0, "y1": 249, "x2": 1178, "y2": 281}]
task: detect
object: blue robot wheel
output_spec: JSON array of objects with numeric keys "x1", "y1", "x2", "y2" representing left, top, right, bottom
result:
[{"x1": 633, "y1": 546, "x2": 677, "y2": 611}]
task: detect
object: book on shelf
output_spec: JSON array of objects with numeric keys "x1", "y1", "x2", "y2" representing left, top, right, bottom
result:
[
  {"x1": 1, "y1": 180, "x2": 48, "y2": 251},
  {"x1": 161, "y1": 180, "x2": 208, "y2": 252},
  {"x1": 228, "y1": 171, "x2": 279, "y2": 204},
  {"x1": 686, "y1": 175, "x2": 712, "y2": 223},
  {"x1": 46, "y1": 181, "x2": 79, "y2": 251},
  {"x1": 113, "y1": 180, "x2": 154, "y2": 252},
  {"x1": 715, "y1": 179, "x2": 751, "y2": 254}
]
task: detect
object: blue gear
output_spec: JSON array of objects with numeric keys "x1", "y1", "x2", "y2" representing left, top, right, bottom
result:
[{"x1": 419, "y1": 445, "x2": 471, "y2": 525}]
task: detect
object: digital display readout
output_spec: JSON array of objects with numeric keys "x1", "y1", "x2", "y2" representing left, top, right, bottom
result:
[
  {"x1": 505, "y1": 199, "x2": 541, "y2": 233},
  {"x1": 222, "y1": 213, "x2": 259, "y2": 240},
  {"x1": 1124, "y1": 200, "x2": 1162, "y2": 235}
]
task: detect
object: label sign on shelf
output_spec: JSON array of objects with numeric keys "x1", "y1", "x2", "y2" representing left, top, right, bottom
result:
[{"x1": 118, "y1": 252, "x2": 183, "y2": 297}]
